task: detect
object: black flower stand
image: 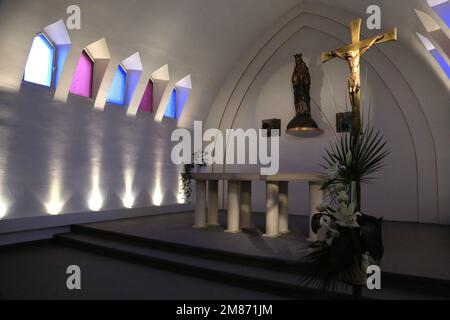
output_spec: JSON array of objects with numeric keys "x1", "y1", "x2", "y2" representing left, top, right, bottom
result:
[{"x1": 352, "y1": 285, "x2": 363, "y2": 300}]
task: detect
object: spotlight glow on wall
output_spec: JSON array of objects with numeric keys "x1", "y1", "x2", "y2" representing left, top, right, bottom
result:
[
  {"x1": 152, "y1": 188, "x2": 163, "y2": 206},
  {"x1": 44, "y1": 143, "x2": 66, "y2": 216},
  {"x1": 88, "y1": 190, "x2": 103, "y2": 211},
  {"x1": 88, "y1": 136, "x2": 103, "y2": 212},
  {"x1": 122, "y1": 191, "x2": 135, "y2": 208},
  {"x1": 45, "y1": 170, "x2": 64, "y2": 215},
  {"x1": 0, "y1": 202, "x2": 8, "y2": 219},
  {"x1": 177, "y1": 192, "x2": 185, "y2": 204},
  {"x1": 24, "y1": 34, "x2": 54, "y2": 87},
  {"x1": 45, "y1": 201, "x2": 63, "y2": 215},
  {"x1": 121, "y1": 166, "x2": 136, "y2": 208},
  {"x1": 152, "y1": 160, "x2": 164, "y2": 206}
]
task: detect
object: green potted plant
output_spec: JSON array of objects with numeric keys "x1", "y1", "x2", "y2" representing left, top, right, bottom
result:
[
  {"x1": 300, "y1": 126, "x2": 388, "y2": 299},
  {"x1": 180, "y1": 151, "x2": 208, "y2": 203}
]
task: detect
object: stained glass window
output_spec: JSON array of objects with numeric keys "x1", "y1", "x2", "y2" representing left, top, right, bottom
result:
[
  {"x1": 164, "y1": 89, "x2": 177, "y2": 119},
  {"x1": 69, "y1": 50, "x2": 94, "y2": 97},
  {"x1": 23, "y1": 34, "x2": 54, "y2": 87},
  {"x1": 106, "y1": 65, "x2": 127, "y2": 106},
  {"x1": 139, "y1": 79, "x2": 153, "y2": 113}
]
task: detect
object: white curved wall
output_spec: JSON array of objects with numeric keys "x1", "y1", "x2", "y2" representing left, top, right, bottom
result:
[
  {"x1": 206, "y1": 2, "x2": 450, "y2": 224},
  {"x1": 0, "y1": 0, "x2": 302, "y2": 224},
  {"x1": 0, "y1": 0, "x2": 448, "y2": 225}
]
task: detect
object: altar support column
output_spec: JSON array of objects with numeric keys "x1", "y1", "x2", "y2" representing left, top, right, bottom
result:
[
  {"x1": 308, "y1": 182, "x2": 323, "y2": 240},
  {"x1": 278, "y1": 181, "x2": 289, "y2": 234},
  {"x1": 207, "y1": 180, "x2": 219, "y2": 226},
  {"x1": 226, "y1": 180, "x2": 241, "y2": 233},
  {"x1": 240, "y1": 181, "x2": 253, "y2": 229},
  {"x1": 264, "y1": 181, "x2": 280, "y2": 237},
  {"x1": 193, "y1": 180, "x2": 207, "y2": 228}
]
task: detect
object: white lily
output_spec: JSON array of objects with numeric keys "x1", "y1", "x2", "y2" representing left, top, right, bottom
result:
[
  {"x1": 326, "y1": 162, "x2": 340, "y2": 179},
  {"x1": 336, "y1": 191, "x2": 349, "y2": 203},
  {"x1": 320, "y1": 215, "x2": 331, "y2": 226},
  {"x1": 334, "y1": 202, "x2": 359, "y2": 228},
  {"x1": 317, "y1": 215, "x2": 340, "y2": 245},
  {"x1": 336, "y1": 200, "x2": 347, "y2": 211}
]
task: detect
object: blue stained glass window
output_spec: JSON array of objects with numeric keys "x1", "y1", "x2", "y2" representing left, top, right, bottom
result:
[
  {"x1": 164, "y1": 89, "x2": 177, "y2": 119},
  {"x1": 433, "y1": 1, "x2": 450, "y2": 27},
  {"x1": 55, "y1": 44, "x2": 71, "y2": 87},
  {"x1": 106, "y1": 65, "x2": 127, "y2": 106},
  {"x1": 175, "y1": 88, "x2": 190, "y2": 118},
  {"x1": 24, "y1": 34, "x2": 54, "y2": 87},
  {"x1": 430, "y1": 49, "x2": 450, "y2": 79}
]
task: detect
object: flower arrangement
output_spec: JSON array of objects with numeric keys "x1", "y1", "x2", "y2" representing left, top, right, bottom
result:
[
  {"x1": 180, "y1": 151, "x2": 208, "y2": 203},
  {"x1": 300, "y1": 127, "x2": 388, "y2": 297}
]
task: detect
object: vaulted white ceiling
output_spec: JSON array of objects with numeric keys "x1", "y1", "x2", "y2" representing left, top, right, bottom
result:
[{"x1": 0, "y1": 0, "x2": 447, "y2": 126}]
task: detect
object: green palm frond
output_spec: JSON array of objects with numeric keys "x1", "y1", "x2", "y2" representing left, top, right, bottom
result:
[{"x1": 322, "y1": 126, "x2": 388, "y2": 185}]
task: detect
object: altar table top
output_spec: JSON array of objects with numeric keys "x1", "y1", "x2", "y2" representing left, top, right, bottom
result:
[{"x1": 191, "y1": 172, "x2": 323, "y2": 183}]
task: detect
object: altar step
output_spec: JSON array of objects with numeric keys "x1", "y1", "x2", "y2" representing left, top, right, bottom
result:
[{"x1": 54, "y1": 224, "x2": 450, "y2": 300}]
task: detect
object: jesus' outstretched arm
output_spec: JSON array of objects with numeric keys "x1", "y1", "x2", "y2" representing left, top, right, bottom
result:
[
  {"x1": 360, "y1": 34, "x2": 384, "y2": 56},
  {"x1": 328, "y1": 50, "x2": 345, "y2": 59}
]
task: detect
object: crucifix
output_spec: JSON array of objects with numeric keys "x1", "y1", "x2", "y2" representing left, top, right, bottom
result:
[{"x1": 322, "y1": 18, "x2": 397, "y2": 135}]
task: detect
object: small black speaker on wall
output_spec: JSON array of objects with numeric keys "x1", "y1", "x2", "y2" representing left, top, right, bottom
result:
[
  {"x1": 261, "y1": 119, "x2": 281, "y2": 137},
  {"x1": 336, "y1": 112, "x2": 353, "y2": 133}
]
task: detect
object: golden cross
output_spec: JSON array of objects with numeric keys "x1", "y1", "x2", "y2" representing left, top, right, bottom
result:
[{"x1": 322, "y1": 18, "x2": 397, "y2": 134}]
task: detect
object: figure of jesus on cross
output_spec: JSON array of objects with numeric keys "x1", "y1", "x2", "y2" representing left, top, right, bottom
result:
[{"x1": 322, "y1": 18, "x2": 397, "y2": 135}]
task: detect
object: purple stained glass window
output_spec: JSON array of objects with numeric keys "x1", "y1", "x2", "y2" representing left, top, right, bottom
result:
[
  {"x1": 139, "y1": 79, "x2": 153, "y2": 113},
  {"x1": 69, "y1": 50, "x2": 94, "y2": 98}
]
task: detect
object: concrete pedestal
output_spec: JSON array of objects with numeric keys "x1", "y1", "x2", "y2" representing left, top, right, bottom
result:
[
  {"x1": 193, "y1": 180, "x2": 207, "y2": 228},
  {"x1": 207, "y1": 180, "x2": 219, "y2": 226},
  {"x1": 263, "y1": 181, "x2": 280, "y2": 237},
  {"x1": 278, "y1": 181, "x2": 289, "y2": 234},
  {"x1": 240, "y1": 181, "x2": 253, "y2": 229},
  {"x1": 226, "y1": 180, "x2": 241, "y2": 233}
]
